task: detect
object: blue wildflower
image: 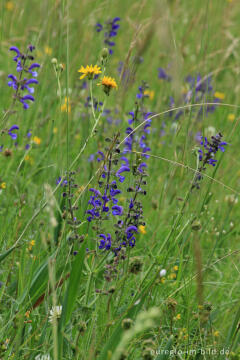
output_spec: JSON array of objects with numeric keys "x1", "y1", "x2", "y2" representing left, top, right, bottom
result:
[
  {"x1": 158, "y1": 67, "x2": 171, "y2": 81},
  {"x1": 112, "y1": 205, "x2": 123, "y2": 216},
  {"x1": 8, "y1": 125, "x2": 19, "y2": 140},
  {"x1": 116, "y1": 165, "x2": 130, "y2": 183},
  {"x1": 95, "y1": 17, "x2": 120, "y2": 55},
  {"x1": 7, "y1": 45, "x2": 40, "y2": 110}
]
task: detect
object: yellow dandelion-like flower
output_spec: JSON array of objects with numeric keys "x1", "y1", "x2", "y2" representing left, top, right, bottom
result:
[
  {"x1": 228, "y1": 113, "x2": 235, "y2": 122},
  {"x1": 160, "y1": 278, "x2": 165, "y2": 284},
  {"x1": 139, "y1": 225, "x2": 146, "y2": 235},
  {"x1": 144, "y1": 90, "x2": 155, "y2": 100},
  {"x1": 100, "y1": 76, "x2": 117, "y2": 89},
  {"x1": 53, "y1": 127, "x2": 58, "y2": 134},
  {"x1": 0, "y1": 182, "x2": 6, "y2": 189},
  {"x1": 174, "y1": 314, "x2": 181, "y2": 320},
  {"x1": 213, "y1": 330, "x2": 220, "y2": 337},
  {"x1": 33, "y1": 136, "x2": 41, "y2": 145},
  {"x1": 61, "y1": 97, "x2": 71, "y2": 113},
  {"x1": 214, "y1": 91, "x2": 225, "y2": 100},
  {"x1": 173, "y1": 265, "x2": 179, "y2": 271},
  {"x1": 44, "y1": 46, "x2": 52, "y2": 55},
  {"x1": 5, "y1": 1, "x2": 14, "y2": 10},
  {"x1": 25, "y1": 155, "x2": 34, "y2": 165},
  {"x1": 169, "y1": 273, "x2": 177, "y2": 280},
  {"x1": 78, "y1": 64, "x2": 101, "y2": 80},
  {"x1": 28, "y1": 240, "x2": 35, "y2": 251}
]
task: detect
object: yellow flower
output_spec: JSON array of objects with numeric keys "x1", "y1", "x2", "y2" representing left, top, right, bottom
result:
[
  {"x1": 25, "y1": 155, "x2": 34, "y2": 165},
  {"x1": 160, "y1": 278, "x2": 165, "y2": 284},
  {"x1": 139, "y1": 225, "x2": 146, "y2": 235},
  {"x1": 228, "y1": 113, "x2": 235, "y2": 122},
  {"x1": 144, "y1": 90, "x2": 155, "y2": 100},
  {"x1": 53, "y1": 127, "x2": 58, "y2": 134},
  {"x1": 44, "y1": 46, "x2": 52, "y2": 55},
  {"x1": 174, "y1": 314, "x2": 181, "y2": 320},
  {"x1": 61, "y1": 97, "x2": 71, "y2": 113},
  {"x1": 213, "y1": 330, "x2": 220, "y2": 337},
  {"x1": 173, "y1": 265, "x2": 179, "y2": 271},
  {"x1": 25, "y1": 311, "x2": 30, "y2": 318},
  {"x1": 78, "y1": 65, "x2": 101, "y2": 80},
  {"x1": 99, "y1": 76, "x2": 117, "y2": 89},
  {"x1": 28, "y1": 240, "x2": 35, "y2": 251},
  {"x1": 169, "y1": 273, "x2": 177, "y2": 279},
  {"x1": 33, "y1": 136, "x2": 41, "y2": 145},
  {"x1": 214, "y1": 91, "x2": 225, "y2": 100},
  {"x1": 5, "y1": 1, "x2": 14, "y2": 10},
  {"x1": 0, "y1": 182, "x2": 6, "y2": 189}
]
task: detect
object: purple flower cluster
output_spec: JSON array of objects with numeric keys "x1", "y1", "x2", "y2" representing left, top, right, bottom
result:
[
  {"x1": 198, "y1": 134, "x2": 227, "y2": 167},
  {"x1": 7, "y1": 45, "x2": 40, "y2": 109},
  {"x1": 124, "y1": 82, "x2": 152, "y2": 162},
  {"x1": 192, "y1": 133, "x2": 227, "y2": 190},
  {"x1": 95, "y1": 17, "x2": 120, "y2": 55},
  {"x1": 84, "y1": 132, "x2": 148, "y2": 254}
]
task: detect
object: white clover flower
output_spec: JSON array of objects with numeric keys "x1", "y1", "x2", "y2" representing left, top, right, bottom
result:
[
  {"x1": 49, "y1": 305, "x2": 62, "y2": 323},
  {"x1": 159, "y1": 269, "x2": 167, "y2": 278}
]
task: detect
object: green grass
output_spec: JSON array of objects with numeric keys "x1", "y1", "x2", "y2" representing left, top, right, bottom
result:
[{"x1": 0, "y1": 0, "x2": 240, "y2": 359}]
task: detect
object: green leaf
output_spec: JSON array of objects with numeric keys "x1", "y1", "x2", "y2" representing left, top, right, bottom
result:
[
  {"x1": 225, "y1": 304, "x2": 240, "y2": 351},
  {"x1": 0, "y1": 246, "x2": 15, "y2": 263},
  {"x1": 155, "y1": 335, "x2": 174, "y2": 360},
  {"x1": 97, "y1": 294, "x2": 147, "y2": 360},
  {"x1": 58, "y1": 242, "x2": 87, "y2": 356}
]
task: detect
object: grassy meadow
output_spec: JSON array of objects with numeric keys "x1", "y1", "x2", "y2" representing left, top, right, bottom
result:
[{"x1": 1, "y1": 0, "x2": 240, "y2": 359}]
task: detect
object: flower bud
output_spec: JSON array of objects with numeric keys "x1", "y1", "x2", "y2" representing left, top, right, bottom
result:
[
  {"x1": 191, "y1": 220, "x2": 201, "y2": 231},
  {"x1": 101, "y1": 48, "x2": 109, "y2": 59},
  {"x1": 121, "y1": 318, "x2": 133, "y2": 330}
]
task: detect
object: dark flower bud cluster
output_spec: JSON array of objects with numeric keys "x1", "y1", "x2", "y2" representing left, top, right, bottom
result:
[
  {"x1": 104, "y1": 249, "x2": 126, "y2": 282},
  {"x1": 124, "y1": 81, "x2": 152, "y2": 162},
  {"x1": 192, "y1": 133, "x2": 227, "y2": 190},
  {"x1": 95, "y1": 17, "x2": 120, "y2": 55},
  {"x1": 84, "y1": 96, "x2": 103, "y2": 111},
  {"x1": 7, "y1": 45, "x2": 40, "y2": 109},
  {"x1": 57, "y1": 172, "x2": 82, "y2": 246}
]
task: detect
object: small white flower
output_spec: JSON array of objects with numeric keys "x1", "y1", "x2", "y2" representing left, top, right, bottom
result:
[
  {"x1": 35, "y1": 355, "x2": 51, "y2": 360},
  {"x1": 49, "y1": 305, "x2": 62, "y2": 323},
  {"x1": 206, "y1": 126, "x2": 216, "y2": 137},
  {"x1": 159, "y1": 269, "x2": 167, "y2": 278},
  {"x1": 230, "y1": 222, "x2": 234, "y2": 228}
]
